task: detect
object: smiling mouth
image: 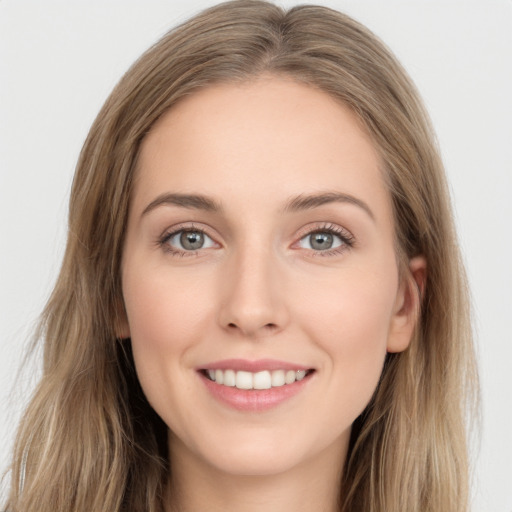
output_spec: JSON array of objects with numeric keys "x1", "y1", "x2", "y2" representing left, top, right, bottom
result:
[{"x1": 201, "y1": 368, "x2": 315, "y2": 390}]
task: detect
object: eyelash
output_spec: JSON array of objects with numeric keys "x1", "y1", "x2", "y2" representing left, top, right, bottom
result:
[
  {"x1": 158, "y1": 222, "x2": 355, "y2": 258},
  {"x1": 158, "y1": 223, "x2": 214, "y2": 257},
  {"x1": 296, "y1": 223, "x2": 355, "y2": 257}
]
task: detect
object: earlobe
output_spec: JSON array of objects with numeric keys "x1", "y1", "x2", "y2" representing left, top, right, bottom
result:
[{"x1": 386, "y1": 255, "x2": 427, "y2": 353}]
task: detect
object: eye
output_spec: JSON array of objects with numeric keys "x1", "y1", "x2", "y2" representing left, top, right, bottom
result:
[
  {"x1": 299, "y1": 231, "x2": 343, "y2": 251},
  {"x1": 296, "y1": 225, "x2": 354, "y2": 254},
  {"x1": 162, "y1": 228, "x2": 217, "y2": 253}
]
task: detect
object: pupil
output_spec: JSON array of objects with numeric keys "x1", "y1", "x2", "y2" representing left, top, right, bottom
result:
[
  {"x1": 181, "y1": 231, "x2": 204, "y2": 250},
  {"x1": 310, "y1": 232, "x2": 333, "y2": 250}
]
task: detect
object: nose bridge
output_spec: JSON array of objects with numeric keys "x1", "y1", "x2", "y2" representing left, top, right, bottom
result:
[{"x1": 218, "y1": 239, "x2": 288, "y2": 337}]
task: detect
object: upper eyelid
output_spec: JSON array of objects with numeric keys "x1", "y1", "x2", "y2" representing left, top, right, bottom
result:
[
  {"x1": 160, "y1": 222, "x2": 217, "y2": 239},
  {"x1": 160, "y1": 221, "x2": 352, "y2": 239},
  {"x1": 294, "y1": 222, "x2": 354, "y2": 241}
]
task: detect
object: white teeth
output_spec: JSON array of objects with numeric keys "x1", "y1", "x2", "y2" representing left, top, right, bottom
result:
[
  {"x1": 205, "y1": 368, "x2": 310, "y2": 389},
  {"x1": 271, "y1": 370, "x2": 285, "y2": 387},
  {"x1": 224, "y1": 369, "x2": 236, "y2": 387},
  {"x1": 296, "y1": 370, "x2": 306, "y2": 381},
  {"x1": 285, "y1": 370, "x2": 296, "y2": 384},
  {"x1": 236, "y1": 371, "x2": 253, "y2": 390},
  {"x1": 253, "y1": 371, "x2": 271, "y2": 390}
]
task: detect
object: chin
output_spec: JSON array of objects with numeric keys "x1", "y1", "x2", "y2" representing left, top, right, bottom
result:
[{"x1": 171, "y1": 423, "x2": 349, "y2": 479}]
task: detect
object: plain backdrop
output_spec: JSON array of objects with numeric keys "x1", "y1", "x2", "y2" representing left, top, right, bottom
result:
[{"x1": 1, "y1": 1, "x2": 511, "y2": 509}]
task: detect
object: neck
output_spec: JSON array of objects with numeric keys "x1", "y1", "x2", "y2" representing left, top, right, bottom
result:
[{"x1": 165, "y1": 434, "x2": 348, "y2": 512}]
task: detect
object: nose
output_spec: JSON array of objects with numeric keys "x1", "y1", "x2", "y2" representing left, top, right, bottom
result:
[{"x1": 217, "y1": 245, "x2": 289, "y2": 338}]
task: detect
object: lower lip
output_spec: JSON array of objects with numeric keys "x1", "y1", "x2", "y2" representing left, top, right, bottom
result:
[{"x1": 199, "y1": 372, "x2": 313, "y2": 412}]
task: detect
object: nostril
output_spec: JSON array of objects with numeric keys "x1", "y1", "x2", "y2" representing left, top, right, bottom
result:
[{"x1": 225, "y1": 322, "x2": 279, "y2": 336}]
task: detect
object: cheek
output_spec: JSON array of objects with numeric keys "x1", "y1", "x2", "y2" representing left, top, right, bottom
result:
[
  {"x1": 121, "y1": 266, "x2": 215, "y2": 399},
  {"x1": 124, "y1": 266, "x2": 213, "y2": 347},
  {"x1": 295, "y1": 264, "x2": 398, "y2": 400}
]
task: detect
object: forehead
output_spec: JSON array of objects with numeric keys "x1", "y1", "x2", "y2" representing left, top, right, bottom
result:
[{"x1": 134, "y1": 77, "x2": 391, "y2": 223}]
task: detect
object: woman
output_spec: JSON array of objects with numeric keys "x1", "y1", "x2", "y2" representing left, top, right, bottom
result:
[{"x1": 4, "y1": 1, "x2": 478, "y2": 511}]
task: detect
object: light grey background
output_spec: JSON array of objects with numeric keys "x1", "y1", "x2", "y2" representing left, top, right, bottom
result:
[{"x1": 1, "y1": 1, "x2": 511, "y2": 509}]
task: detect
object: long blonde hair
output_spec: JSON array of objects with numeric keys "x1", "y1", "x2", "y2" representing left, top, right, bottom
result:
[{"x1": 4, "y1": 1, "x2": 478, "y2": 510}]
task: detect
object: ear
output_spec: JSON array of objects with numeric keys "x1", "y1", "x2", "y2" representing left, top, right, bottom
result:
[
  {"x1": 114, "y1": 296, "x2": 131, "y2": 340},
  {"x1": 386, "y1": 255, "x2": 427, "y2": 353}
]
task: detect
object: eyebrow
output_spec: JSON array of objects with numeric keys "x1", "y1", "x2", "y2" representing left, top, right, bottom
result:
[
  {"x1": 141, "y1": 191, "x2": 374, "y2": 221},
  {"x1": 141, "y1": 193, "x2": 223, "y2": 216},
  {"x1": 283, "y1": 192, "x2": 375, "y2": 221}
]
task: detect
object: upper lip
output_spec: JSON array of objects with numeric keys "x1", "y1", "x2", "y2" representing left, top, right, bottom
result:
[{"x1": 198, "y1": 359, "x2": 312, "y2": 372}]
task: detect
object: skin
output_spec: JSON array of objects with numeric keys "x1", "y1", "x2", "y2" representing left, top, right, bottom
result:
[{"x1": 120, "y1": 76, "x2": 425, "y2": 512}]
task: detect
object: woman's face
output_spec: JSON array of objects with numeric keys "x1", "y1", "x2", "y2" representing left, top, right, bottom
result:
[{"x1": 120, "y1": 77, "x2": 421, "y2": 478}]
